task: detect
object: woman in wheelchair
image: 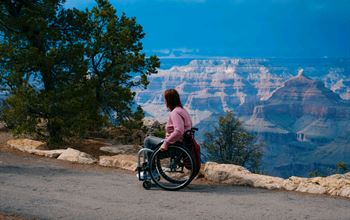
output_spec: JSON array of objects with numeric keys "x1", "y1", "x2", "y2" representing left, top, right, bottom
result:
[{"x1": 138, "y1": 89, "x2": 200, "y2": 190}]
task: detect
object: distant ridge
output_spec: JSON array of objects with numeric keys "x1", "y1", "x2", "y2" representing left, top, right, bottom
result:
[
  {"x1": 135, "y1": 58, "x2": 350, "y2": 177},
  {"x1": 268, "y1": 69, "x2": 343, "y2": 106}
]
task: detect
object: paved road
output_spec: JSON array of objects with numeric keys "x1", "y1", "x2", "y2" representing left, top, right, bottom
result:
[{"x1": 1, "y1": 151, "x2": 350, "y2": 220}]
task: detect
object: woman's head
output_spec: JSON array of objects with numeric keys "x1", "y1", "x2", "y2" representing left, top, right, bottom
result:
[{"x1": 164, "y1": 89, "x2": 183, "y2": 111}]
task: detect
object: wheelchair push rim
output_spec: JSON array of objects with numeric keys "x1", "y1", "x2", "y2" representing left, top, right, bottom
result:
[{"x1": 149, "y1": 145, "x2": 195, "y2": 191}]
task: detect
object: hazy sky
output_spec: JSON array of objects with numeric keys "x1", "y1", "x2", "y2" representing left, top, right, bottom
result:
[{"x1": 65, "y1": 0, "x2": 350, "y2": 58}]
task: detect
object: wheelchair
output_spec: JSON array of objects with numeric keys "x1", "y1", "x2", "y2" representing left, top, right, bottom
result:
[{"x1": 137, "y1": 128, "x2": 200, "y2": 191}]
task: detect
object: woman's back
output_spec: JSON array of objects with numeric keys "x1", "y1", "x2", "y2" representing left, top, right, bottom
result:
[{"x1": 165, "y1": 106, "x2": 192, "y2": 138}]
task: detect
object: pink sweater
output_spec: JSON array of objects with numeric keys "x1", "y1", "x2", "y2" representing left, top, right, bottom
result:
[{"x1": 164, "y1": 107, "x2": 192, "y2": 147}]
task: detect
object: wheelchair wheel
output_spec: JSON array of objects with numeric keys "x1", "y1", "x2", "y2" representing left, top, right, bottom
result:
[
  {"x1": 149, "y1": 145, "x2": 196, "y2": 191},
  {"x1": 143, "y1": 181, "x2": 152, "y2": 190}
]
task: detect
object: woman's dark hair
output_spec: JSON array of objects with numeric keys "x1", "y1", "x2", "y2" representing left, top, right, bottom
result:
[{"x1": 164, "y1": 89, "x2": 183, "y2": 111}]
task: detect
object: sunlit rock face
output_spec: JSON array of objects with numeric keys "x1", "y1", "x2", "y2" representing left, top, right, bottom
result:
[
  {"x1": 135, "y1": 58, "x2": 350, "y2": 178},
  {"x1": 243, "y1": 69, "x2": 350, "y2": 177},
  {"x1": 136, "y1": 58, "x2": 350, "y2": 123},
  {"x1": 135, "y1": 58, "x2": 292, "y2": 124},
  {"x1": 249, "y1": 69, "x2": 350, "y2": 139}
]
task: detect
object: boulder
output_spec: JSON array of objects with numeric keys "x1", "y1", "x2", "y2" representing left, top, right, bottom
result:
[
  {"x1": 99, "y1": 154, "x2": 137, "y2": 171},
  {"x1": 247, "y1": 174, "x2": 285, "y2": 190},
  {"x1": 204, "y1": 162, "x2": 284, "y2": 189},
  {"x1": 7, "y1": 139, "x2": 46, "y2": 152},
  {"x1": 196, "y1": 164, "x2": 206, "y2": 179},
  {"x1": 295, "y1": 182, "x2": 327, "y2": 194},
  {"x1": 204, "y1": 162, "x2": 250, "y2": 184},
  {"x1": 315, "y1": 176, "x2": 348, "y2": 190},
  {"x1": 57, "y1": 148, "x2": 97, "y2": 164},
  {"x1": 280, "y1": 175, "x2": 350, "y2": 197},
  {"x1": 282, "y1": 176, "x2": 304, "y2": 191},
  {"x1": 313, "y1": 175, "x2": 350, "y2": 196},
  {"x1": 338, "y1": 186, "x2": 350, "y2": 197},
  {"x1": 27, "y1": 149, "x2": 66, "y2": 158}
]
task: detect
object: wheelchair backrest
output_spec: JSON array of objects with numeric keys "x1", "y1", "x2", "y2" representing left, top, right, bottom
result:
[{"x1": 183, "y1": 127, "x2": 198, "y2": 147}]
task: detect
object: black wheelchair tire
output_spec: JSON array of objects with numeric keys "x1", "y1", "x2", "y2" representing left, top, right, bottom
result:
[{"x1": 149, "y1": 145, "x2": 196, "y2": 191}]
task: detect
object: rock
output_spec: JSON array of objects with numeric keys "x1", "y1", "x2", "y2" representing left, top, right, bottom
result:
[
  {"x1": 100, "y1": 145, "x2": 140, "y2": 155},
  {"x1": 99, "y1": 154, "x2": 137, "y2": 171},
  {"x1": 316, "y1": 175, "x2": 350, "y2": 196},
  {"x1": 204, "y1": 162, "x2": 250, "y2": 184},
  {"x1": 248, "y1": 174, "x2": 285, "y2": 190},
  {"x1": 57, "y1": 148, "x2": 97, "y2": 164},
  {"x1": 282, "y1": 181, "x2": 298, "y2": 191},
  {"x1": 338, "y1": 186, "x2": 350, "y2": 197},
  {"x1": 295, "y1": 182, "x2": 327, "y2": 194},
  {"x1": 204, "y1": 162, "x2": 284, "y2": 189},
  {"x1": 282, "y1": 175, "x2": 350, "y2": 196},
  {"x1": 7, "y1": 138, "x2": 46, "y2": 152},
  {"x1": 196, "y1": 164, "x2": 206, "y2": 179},
  {"x1": 143, "y1": 119, "x2": 159, "y2": 127},
  {"x1": 344, "y1": 172, "x2": 350, "y2": 179},
  {"x1": 316, "y1": 176, "x2": 348, "y2": 189},
  {"x1": 282, "y1": 176, "x2": 304, "y2": 191},
  {"x1": 27, "y1": 149, "x2": 66, "y2": 158},
  {"x1": 203, "y1": 162, "x2": 350, "y2": 196}
]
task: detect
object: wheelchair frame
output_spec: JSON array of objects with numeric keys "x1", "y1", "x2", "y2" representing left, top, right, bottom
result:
[{"x1": 137, "y1": 128, "x2": 199, "y2": 191}]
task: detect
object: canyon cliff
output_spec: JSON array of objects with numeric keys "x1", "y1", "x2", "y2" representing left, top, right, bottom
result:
[{"x1": 135, "y1": 58, "x2": 350, "y2": 177}]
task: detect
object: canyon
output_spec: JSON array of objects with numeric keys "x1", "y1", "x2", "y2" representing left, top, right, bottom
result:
[{"x1": 135, "y1": 58, "x2": 350, "y2": 177}]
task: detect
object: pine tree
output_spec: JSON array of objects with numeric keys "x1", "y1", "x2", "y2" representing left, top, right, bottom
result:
[
  {"x1": 203, "y1": 111, "x2": 263, "y2": 172},
  {"x1": 0, "y1": 0, "x2": 159, "y2": 146}
]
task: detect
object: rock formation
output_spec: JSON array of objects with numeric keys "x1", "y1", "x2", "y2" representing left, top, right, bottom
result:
[
  {"x1": 244, "y1": 70, "x2": 350, "y2": 177},
  {"x1": 136, "y1": 58, "x2": 350, "y2": 125},
  {"x1": 135, "y1": 58, "x2": 350, "y2": 177},
  {"x1": 7, "y1": 138, "x2": 65, "y2": 158}
]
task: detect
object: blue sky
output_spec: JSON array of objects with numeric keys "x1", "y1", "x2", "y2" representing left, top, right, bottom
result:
[{"x1": 65, "y1": 0, "x2": 350, "y2": 58}]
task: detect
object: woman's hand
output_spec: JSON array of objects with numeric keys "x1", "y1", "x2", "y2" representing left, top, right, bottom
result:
[{"x1": 159, "y1": 142, "x2": 168, "y2": 151}]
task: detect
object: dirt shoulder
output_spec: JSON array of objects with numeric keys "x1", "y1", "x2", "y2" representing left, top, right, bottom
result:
[{"x1": 0, "y1": 213, "x2": 23, "y2": 220}]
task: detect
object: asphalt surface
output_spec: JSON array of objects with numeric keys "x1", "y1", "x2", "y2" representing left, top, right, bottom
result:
[{"x1": 1, "y1": 151, "x2": 350, "y2": 220}]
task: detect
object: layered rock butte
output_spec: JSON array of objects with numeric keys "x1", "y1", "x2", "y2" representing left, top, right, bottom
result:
[
  {"x1": 245, "y1": 70, "x2": 350, "y2": 177},
  {"x1": 135, "y1": 58, "x2": 350, "y2": 177}
]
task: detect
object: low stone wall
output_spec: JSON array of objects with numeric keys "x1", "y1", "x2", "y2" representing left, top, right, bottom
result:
[
  {"x1": 99, "y1": 155, "x2": 137, "y2": 171},
  {"x1": 204, "y1": 162, "x2": 350, "y2": 198},
  {"x1": 7, "y1": 139, "x2": 47, "y2": 151},
  {"x1": 6, "y1": 139, "x2": 97, "y2": 163},
  {"x1": 5, "y1": 138, "x2": 350, "y2": 198}
]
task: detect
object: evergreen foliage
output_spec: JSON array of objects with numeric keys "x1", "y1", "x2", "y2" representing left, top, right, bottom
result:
[
  {"x1": 336, "y1": 161, "x2": 348, "y2": 174},
  {"x1": 0, "y1": 0, "x2": 159, "y2": 146},
  {"x1": 203, "y1": 111, "x2": 263, "y2": 172}
]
